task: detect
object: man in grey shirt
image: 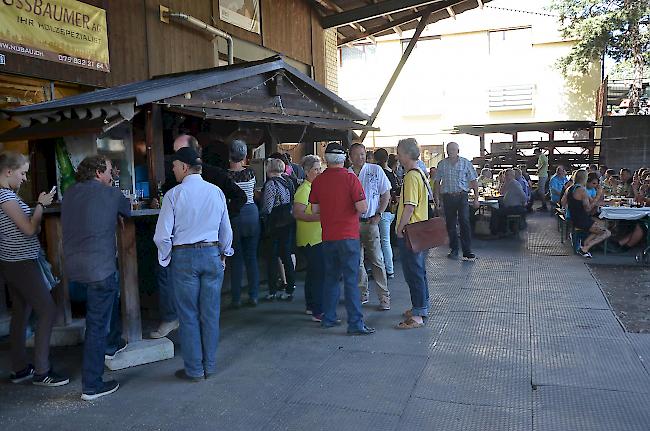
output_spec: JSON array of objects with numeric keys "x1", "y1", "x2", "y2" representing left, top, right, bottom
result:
[
  {"x1": 490, "y1": 169, "x2": 527, "y2": 235},
  {"x1": 62, "y1": 155, "x2": 130, "y2": 401}
]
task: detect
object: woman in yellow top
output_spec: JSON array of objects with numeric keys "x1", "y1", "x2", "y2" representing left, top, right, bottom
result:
[
  {"x1": 292, "y1": 155, "x2": 324, "y2": 321},
  {"x1": 395, "y1": 138, "x2": 430, "y2": 330}
]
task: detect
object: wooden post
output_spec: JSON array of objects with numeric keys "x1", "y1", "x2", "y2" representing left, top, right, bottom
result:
[
  {"x1": 43, "y1": 215, "x2": 72, "y2": 326},
  {"x1": 117, "y1": 218, "x2": 142, "y2": 343},
  {"x1": 146, "y1": 104, "x2": 165, "y2": 197}
]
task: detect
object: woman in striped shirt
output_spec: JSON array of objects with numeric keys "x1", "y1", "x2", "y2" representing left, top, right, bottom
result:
[
  {"x1": 227, "y1": 139, "x2": 261, "y2": 308},
  {"x1": 0, "y1": 151, "x2": 68, "y2": 386}
]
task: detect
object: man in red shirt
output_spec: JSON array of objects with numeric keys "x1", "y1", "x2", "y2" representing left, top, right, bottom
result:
[{"x1": 310, "y1": 143, "x2": 375, "y2": 335}]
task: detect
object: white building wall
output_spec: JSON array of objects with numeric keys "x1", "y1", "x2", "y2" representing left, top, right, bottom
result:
[{"x1": 338, "y1": 0, "x2": 601, "y2": 161}]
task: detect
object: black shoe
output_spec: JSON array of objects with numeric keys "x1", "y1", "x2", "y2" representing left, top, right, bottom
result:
[
  {"x1": 81, "y1": 380, "x2": 119, "y2": 401},
  {"x1": 174, "y1": 369, "x2": 203, "y2": 382},
  {"x1": 32, "y1": 370, "x2": 70, "y2": 387},
  {"x1": 387, "y1": 273, "x2": 395, "y2": 279},
  {"x1": 447, "y1": 251, "x2": 459, "y2": 260},
  {"x1": 204, "y1": 371, "x2": 216, "y2": 380},
  {"x1": 227, "y1": 302, "x2": 241, "y2": 310},
  {"x1": 10, "y1": 364, "x2": 34, "y2": 383},
  {"x1": 105, "y1": 338, "x2": 128, "y2": 360},
  {"x1": 244, "y1": 298, "x2": 258, "y2": 307},
  {"x1": 462, "y1": 253, "x2": 477, "y2": 261},
  {"x1": 347, "y1": 325, "x2": 376, "y2": 335}
]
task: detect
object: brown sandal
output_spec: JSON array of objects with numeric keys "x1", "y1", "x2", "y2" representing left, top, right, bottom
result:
[{"x1": 396, "y1": 318, "x2": 424, "y2": 330}]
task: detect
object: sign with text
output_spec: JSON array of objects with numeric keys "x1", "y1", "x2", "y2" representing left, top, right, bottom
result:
[
  {"x1": 0, "y1": 0, "x2": 110, "y2": 72},
  {"x1": 219, "y1": 0, "x2": 260, "y2": 34}
]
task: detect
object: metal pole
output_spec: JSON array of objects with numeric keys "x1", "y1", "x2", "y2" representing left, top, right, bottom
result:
[{"x1": 359, "y1": 7, "x2": 433, "y2": 143}]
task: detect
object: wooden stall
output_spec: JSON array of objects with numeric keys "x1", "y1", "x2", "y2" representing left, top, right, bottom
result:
[
  {"x1": 0, "y1": 56, "x2": 373, "y2": 368},
  {"x1": 453, "y1": 120, "x2": 598, "y2": 173}
]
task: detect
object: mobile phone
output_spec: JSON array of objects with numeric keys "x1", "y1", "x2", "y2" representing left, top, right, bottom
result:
[{"x1": 49, "y1": 186, "x2": 57, "y2": 194}]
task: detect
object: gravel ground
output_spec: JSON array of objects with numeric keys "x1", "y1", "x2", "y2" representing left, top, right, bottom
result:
[{"x1": 589, "y1": 264, "x2": 650, "y2": 333}]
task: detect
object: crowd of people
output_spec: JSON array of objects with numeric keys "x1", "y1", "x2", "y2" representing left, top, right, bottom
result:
[{"x1": 3, "y1": 135, "x2": 647, "y2": 401}]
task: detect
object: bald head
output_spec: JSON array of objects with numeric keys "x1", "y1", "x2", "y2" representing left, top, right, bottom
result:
[
  {"x1": 446, "y1": 142, "x2": 459, "y2": 158},
  {"x1": 173, "y1": 134, "x2": 201, "y2": 154}
]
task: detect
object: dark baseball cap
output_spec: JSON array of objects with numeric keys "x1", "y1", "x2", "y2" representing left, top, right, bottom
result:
[
  {"x1": 172, "y1": 147, "x2": 202, "y2": 166},
  {"x1": 325, "y1": 142, "x2": 346, "y2": 155}
]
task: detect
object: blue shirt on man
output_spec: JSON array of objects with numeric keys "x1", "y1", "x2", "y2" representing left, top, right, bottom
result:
[
  {"x1": 154, "y1": 174, "x2": 233, "y2": 267},
  {"x1": 549, "y1": 174, "x2": 569, "y2": 203}
]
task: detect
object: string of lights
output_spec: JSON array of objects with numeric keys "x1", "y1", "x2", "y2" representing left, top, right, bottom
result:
[{"x1": 485, "y1": 5, "x2": 558, "y2": 18}]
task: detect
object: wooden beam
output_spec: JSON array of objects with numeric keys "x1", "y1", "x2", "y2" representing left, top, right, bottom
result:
[
  {"x1": 369, "y1": 0, "x2": 404, "y2": 36},
  {"x1": 359, "y1": 8, "x2": 433, "y2": 142},
  {"x1": 322, "y1": 0, "x2": 451, "y2": 29},
  {"x1": 117, "y1": 219, "x2": 142, "y2": 343},
  {"x1": 337, "y1": 11, "x2": 422, "y2": 46},
  {"x1": 44, "y1": 215, "x2": 71, "y2": 326}
]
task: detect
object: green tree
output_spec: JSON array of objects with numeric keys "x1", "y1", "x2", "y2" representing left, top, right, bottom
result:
[{"x1": 550, "y1": 0, "x2": 650, "y2": 114}]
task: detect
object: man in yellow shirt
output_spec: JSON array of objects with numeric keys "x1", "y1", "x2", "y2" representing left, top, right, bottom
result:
[
  {"x1": 395, "y1": 138, "x2": 430, "y2": 329},
  {"x1": 293, "y1": 155, "x2": 324, "y2": 321}
]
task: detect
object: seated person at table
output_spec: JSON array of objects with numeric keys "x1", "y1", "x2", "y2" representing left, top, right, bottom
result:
[
  {"x1": 617, "y1": 168, "x2": 634, "y2": 197},
  {"x1": 478, "y1": 168, "x2": 493, "y2": 187},
  {"x1": 490, "y1": 169, "x2": 527, "y2": 235},
  {"x1": 602, "y1": 169, "x2": 618, "y2": 195},
  {"x1": 514, "y1": 168, "x2": 531, "y2": 203},
  {"x1": 566, "y1": 169, "x2": 611, "y2": 258},
  {"x1": 549, "y1": 166, "x2": 569, "y2": 207}
]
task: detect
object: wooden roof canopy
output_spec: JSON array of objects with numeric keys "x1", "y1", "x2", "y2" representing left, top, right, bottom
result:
[
  {"x1": 310, "y1": 0, "x2": 493, "y2": 46},
  {"x1": 0, "y1": 56, "x2": 374, "y2": 142}
]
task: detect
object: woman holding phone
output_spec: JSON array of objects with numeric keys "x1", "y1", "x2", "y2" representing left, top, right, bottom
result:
[{"x1": 0, "y1": 151, "x2": 69, "y2": 386}]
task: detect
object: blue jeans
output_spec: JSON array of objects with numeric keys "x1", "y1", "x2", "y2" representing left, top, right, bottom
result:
[
  {"x1": 171, "y1": 247, "x2": 224, "y2": 378},
  {"x1": 442, "y1": 192, "x2": 473, "y2": 255},
  {"x1": 303, "y1": 243, "x2": 324, "y2": 315},
  {"x1": 397, "y1": 238, "x2": 429, "y2": 317},
  {"x1": 379, "y1": 212, "x2": 395, "y2": 274},
  {"x1": 230, "y1": 203, "x2": 260, "y2": 304},
  {"x1": 322, "y1": 239, "x2": 364, "y2": 331},
  {"x1": 267, "y1": 224, "x2": 296, "y2": 294},
  {"x1": 157, "y1": 264, "x2": 176, "y2": 322},
  {"x1": 81, "y1": 272, "x2": 121, "y2": 392}
]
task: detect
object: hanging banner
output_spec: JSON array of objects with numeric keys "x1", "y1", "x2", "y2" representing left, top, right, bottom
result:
[
  {"x1": 219, "y1": 0, "x2": 260, "y2": 34},
  {"x1": 0, "y1": 0, "x2": 110, "y2": 72}
]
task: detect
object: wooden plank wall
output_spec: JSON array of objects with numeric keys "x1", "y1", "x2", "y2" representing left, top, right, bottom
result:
[
  {"x1": 105, "y1": 0, "x2": 149, "y2": 87},
  {"x1": 1, "y1": 0, "x2": 327, "y2": 88},
  {"x1": 261, "y1": 0, "x2": 313, "y2": 67}
]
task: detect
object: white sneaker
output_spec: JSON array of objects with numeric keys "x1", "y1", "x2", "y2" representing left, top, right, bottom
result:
[
  {"x1": 150, "y1": 319, "x2": 179, "y2": 339},
  {"x1": 361, "y1": 294, "x2": 369, "y2": 305}
]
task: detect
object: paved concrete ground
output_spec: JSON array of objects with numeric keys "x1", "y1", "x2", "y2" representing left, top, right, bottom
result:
[{"x1": 2, "y1": 213, "x2": 650, "y2": 430}]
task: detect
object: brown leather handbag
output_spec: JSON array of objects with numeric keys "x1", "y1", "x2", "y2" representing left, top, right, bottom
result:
[
  {"x1": 403, "y1": 217, "x2": 448, "y2": 252},
  {"x1": 402, "y1": 169, "x2": 449, "y2": 253}
]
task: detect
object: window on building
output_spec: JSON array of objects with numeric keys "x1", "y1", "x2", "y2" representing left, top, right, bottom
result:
[
  {"x1": 339, "y1": 43, "x2": 376, "y2": 67},
  {"x1": 400, "y1": 35, "x2": 441, "y2": 53},
  {"x1": 488, "y1": 27, "x2": 532, "y2": 56}
]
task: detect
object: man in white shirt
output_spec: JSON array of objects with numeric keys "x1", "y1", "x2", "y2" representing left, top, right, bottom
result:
[
  {"x1": 349, "y1": 143, "x2": 392, "y2": 310},
  {"x1": 154, "y1": 147, "x2": 233, "y2": 382}
]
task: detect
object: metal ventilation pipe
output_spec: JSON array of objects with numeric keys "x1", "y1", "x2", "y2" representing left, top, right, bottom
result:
[{"x1": 167, "y1": 12, "x2": 234, "y2": 65}]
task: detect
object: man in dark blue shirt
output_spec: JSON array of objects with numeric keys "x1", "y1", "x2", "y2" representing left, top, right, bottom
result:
[{"x1": 62, "y1": 155, "x2": 130, "y2": 401}]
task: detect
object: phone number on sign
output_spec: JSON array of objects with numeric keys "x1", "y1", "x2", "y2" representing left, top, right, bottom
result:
[{"x1": 57, "y1": 54, "x2": 107, "y2": 70}]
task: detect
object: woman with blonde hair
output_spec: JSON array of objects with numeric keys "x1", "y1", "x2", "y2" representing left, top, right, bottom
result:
[
  {"x1": 0, "y1": 151, "x2": 68, "y2": 386},
  {"x1": 566, "y1": 169, "x2": 611, "y2": 258}
]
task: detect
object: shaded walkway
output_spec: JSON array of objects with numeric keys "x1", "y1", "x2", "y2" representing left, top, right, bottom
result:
[{"x1": 2, "y1": 213, "x2": 650, "y2": 430}]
